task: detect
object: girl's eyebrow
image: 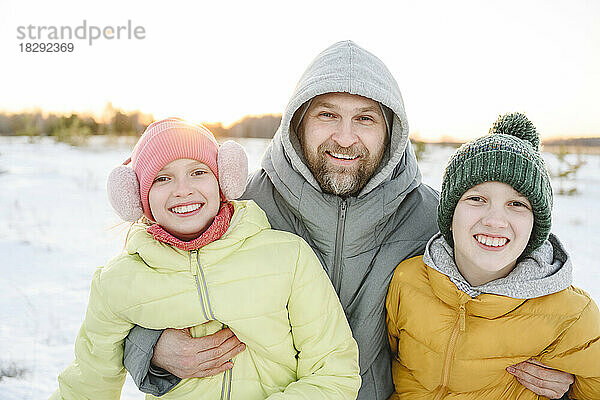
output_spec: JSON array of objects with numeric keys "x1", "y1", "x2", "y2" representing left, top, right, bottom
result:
[
  {"x1": 158, "y1": 160, "x2": 208, "y2": 174},
  {"x1": 183, "y1": 160, "x2": 204, "y2": 168}
]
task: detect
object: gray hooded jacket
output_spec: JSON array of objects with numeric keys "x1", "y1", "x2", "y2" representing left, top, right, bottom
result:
[
  {"x1": 123, "y1": 41, "x2": 439, "y2": 400},
  {"x1": 243, "y1": 41, "x2": 439, "y2": 399}
]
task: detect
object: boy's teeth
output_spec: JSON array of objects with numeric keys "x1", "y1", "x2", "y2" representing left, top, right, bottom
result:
[
  {"x1": 475, "y1": 234, "x2": 508, "y2": 247},
  {"x1": 329, "y1": 152, "x2": 358, "y2": 160},
  {"x1": 171, "y1": 204, "x2": 202, "y2": 214}
]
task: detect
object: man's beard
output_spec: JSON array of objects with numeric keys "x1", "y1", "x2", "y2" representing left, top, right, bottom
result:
[{"x1": 301, "y1": 140, "x2": 384, "y2": 197}]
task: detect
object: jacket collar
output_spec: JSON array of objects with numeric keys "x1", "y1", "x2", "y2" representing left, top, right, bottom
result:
[
  {"x1": 423, "y1": 232, "x2": 573, "y2": 317},
  {"x1": 125, "y1": 201, "x2": 269, "y2": 270},
  {"x1": 146, "y1": 202, "x2": 234, "y2": 251},
  {"x1": 426, "y1": 266, "x2": 526, "y2": 318}
]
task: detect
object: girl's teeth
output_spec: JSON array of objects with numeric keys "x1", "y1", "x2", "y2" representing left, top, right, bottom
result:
[
  {"x1": 476, "y1": 234, "x2": 508, "y2": 247},
  {"x1": 171, "y1": 204, "x2": 202, "y2": 214}
]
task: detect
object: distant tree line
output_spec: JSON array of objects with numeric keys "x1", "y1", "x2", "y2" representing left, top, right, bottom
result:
[
  {"x1": 225, "y1": 114, "x2": 282, "y2": 138},
  {"x1": 200, "y1": 115, "x2": 281, "y2": 139},
  {"x1": 0, "y1": 104, "x2": 153, "y2": 145},
  {"x1": 0, "y1": 106, "x2": 282, "y2": 144}
]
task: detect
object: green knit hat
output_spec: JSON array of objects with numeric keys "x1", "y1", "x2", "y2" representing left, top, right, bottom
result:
[{"x1": 437, "y1": 112, "x2": 553, "y2": 256}]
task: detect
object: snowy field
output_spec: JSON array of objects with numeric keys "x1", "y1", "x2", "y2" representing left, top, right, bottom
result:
[{"x1": 1, "y1": 136, "x2": 599, "y2": 399}]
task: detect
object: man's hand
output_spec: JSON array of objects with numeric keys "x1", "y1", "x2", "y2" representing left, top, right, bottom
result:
[
  {"x1": 507, "y1": 358, "x2": 574, "y2": 399},
  {"x1": 151, "y1": 326, "x2": 246, "y2": 379}
]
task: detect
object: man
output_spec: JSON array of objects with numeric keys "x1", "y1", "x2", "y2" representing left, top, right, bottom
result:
[{"x1": 124, "y1": 41, "x2": 574, "y2": 399}]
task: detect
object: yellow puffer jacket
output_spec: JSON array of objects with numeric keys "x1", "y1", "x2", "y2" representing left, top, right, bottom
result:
[
  {"x1": 51, "y1": 200, "x2": 360, "y2": 399},
  {"x1": 386, "y1": 256, "x2": 600, "y2": 400}
]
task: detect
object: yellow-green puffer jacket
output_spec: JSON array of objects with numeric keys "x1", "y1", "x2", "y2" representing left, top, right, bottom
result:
[
  {"x1": 386, "y1": 256, "x2": 600, "y2": 400},
  {"x1": 51, "y1": 200, "x2": 360, "y2": 400}
]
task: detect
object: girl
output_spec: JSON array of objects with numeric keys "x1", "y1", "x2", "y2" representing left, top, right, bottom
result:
[
  {"x1": 386, "y1": 113, "x2": 600, "y2": 399},
  {"x1": 51, "y1": 118, "x2": 360, "y2": 399}
]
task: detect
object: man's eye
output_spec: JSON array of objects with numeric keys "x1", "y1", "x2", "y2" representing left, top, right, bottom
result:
[
  {"x1": 319, "y1": 112, "x2": 335, "y2": 118},
  {"x1": 358, "y1": 116, "x2": 374, "y2": 122}
]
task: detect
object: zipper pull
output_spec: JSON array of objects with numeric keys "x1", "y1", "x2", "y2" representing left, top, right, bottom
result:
[
  {"x1": 459, "y1": 304, "x2": 466, "y2": 332},
  {"x1": 339, "y1": 200, "x2": 347, "y2": 223},
  {"x1": 189, "y1": 250, "x2": 198, "y2": 276}
]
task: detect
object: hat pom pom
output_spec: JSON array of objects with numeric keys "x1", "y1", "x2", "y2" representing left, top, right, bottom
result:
[
  {"x1": 490, "y1": 112, "x2": 540, "y2": 151},
  {"x1": 218, "y1": 140, "x2": 248, "y2": 200},
  {"x1": 107, "y1": 165, "x2": 144, "y2": 222}
]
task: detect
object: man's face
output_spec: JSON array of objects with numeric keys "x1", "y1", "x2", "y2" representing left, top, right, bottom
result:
[{"x1": 297, "y1": 92, "x2": 387, "y2": 197}]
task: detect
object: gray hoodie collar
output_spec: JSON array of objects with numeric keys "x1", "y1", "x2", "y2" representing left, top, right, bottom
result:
[
  {"x1": 262, "y1": 40, "x2": 420, "y2": 201},
  {"x1": 423, "y1": 233, "x2": 572, "y2": 299}
]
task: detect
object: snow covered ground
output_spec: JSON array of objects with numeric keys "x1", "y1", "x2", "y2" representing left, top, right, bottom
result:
[{"x1": 1, "y1": 136, "x2": 598, "y2": 399}]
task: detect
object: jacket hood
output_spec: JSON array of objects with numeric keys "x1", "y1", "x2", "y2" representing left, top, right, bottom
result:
[
  {"x1": 423, "y1": 232, "x2": 573, "y2": 300},
  {"x1": 263, "y1": 40, "x2": 420, "y2": 199},
  {"x1": 125, "y1": 200, "x2": 270, "y2": 270}
]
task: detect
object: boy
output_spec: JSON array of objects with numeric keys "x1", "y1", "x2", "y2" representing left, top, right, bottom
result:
[{"x1": 386, "y1": 112, "x2": 600, "y2": 399}]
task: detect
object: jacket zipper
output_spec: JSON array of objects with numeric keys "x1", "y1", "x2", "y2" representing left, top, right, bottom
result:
[
  {"x1": 332, "y1": 199, "x2": 347, "y2": 294},
  {"x1": 221, "y1": 367, "x2": 232, "y2": 400},
  {"x1": 434, "y1": 303, "x2": 466, "y2": 400},
  {"x1": 190, "y1": 250, "x2": 210, "y2": 320},
  {"x1": 190, "y1": 250, "x2": 232, "y2": 399}
]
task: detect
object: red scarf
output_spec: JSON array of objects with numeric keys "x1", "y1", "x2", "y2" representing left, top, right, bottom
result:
[{"x1": 146, "y1": 202, "x2": 234, "y2": 251}]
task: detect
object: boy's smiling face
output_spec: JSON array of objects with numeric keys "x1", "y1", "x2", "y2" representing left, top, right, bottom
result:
[
  {"x1": 148, "y1": 159, "x2": 220, "y2": 241},
  {"x1": 451, "y1": 181, "x2": 534, "y2": 286}
]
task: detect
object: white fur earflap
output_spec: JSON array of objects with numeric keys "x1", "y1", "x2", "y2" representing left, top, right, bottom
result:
[
  {"x1": 107, "y1": 165, "x2": 144, "y2": 221},
  {"x1": 218, "y1": 140, "x2": 248, "y2": 200}
]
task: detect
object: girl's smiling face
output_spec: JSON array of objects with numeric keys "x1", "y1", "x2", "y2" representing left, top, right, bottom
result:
[
  {"x1": 148, "y1": 159, "x2": 220, "y2": 241},
  {"x1": 451, "y1": 181, "x2": 534, "y2": 286}
]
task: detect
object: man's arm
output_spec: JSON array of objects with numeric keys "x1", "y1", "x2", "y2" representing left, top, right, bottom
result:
[
  {"x1": 507, "y1": 296, "x2": 600, "y2": 399},
  {"x1": 123, "y1": 325, "x2": 245, "y2": 395},
  {"x1": 506, "y1": 360, "x2": 574, "y2": 399},
  {"x1": 123, "y1": 325, "x2": 180, "y2": 396}
]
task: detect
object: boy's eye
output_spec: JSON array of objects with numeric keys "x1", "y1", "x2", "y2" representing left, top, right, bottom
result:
[
  {"x1": 465, "y1": 196, "x2": 483, "y2": 202},
  {"x1": 192, "y1": 169, "x2": 207, "y2": 176},
  {"x1": 509, "y1": 200, "x2": 530, "y2": 209}
]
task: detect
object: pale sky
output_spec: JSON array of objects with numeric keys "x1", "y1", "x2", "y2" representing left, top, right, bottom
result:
[{"x1": 1, "y1": 0, "x2": 599, "y2": 140}]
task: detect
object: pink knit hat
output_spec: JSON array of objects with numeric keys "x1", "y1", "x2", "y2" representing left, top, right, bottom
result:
[{"x1": 107, "y1": 118, "x2": 248, "y2": 221}]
